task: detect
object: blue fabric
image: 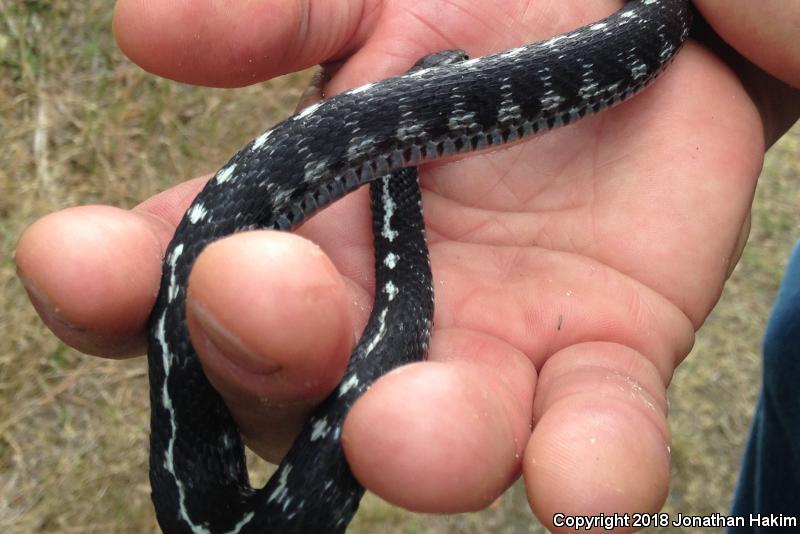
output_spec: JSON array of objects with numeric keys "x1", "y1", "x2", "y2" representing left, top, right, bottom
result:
[{"x1": 729, "y1": 241, "x2": 800, "y2": 531}]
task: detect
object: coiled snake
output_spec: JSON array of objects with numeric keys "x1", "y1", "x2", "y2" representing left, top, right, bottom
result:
[{"x1": 146, "y1": 0, "x2": 692, "y2": 531}]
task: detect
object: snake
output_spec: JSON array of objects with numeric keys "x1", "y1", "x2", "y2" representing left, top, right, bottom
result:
[{"x1": 146, "y1": 0, "x2": 692, "y2": 532}]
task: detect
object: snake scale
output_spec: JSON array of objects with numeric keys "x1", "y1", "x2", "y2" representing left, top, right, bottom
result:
[{"x1": 146, "y1": 0, "x2": 692, "y2": 532}]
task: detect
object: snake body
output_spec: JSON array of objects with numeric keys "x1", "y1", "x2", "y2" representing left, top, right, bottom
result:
[{"x1": 147, "y1": 1, "x2": 692, "y2": 532}]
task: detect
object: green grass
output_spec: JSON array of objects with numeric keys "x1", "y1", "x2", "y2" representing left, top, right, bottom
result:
[{"x1": 1, "y1": 2, "x2": 798, "y2": 532}]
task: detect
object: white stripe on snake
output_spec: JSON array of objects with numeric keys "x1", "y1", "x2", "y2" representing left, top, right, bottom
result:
[{"x1": 146, "y1": 1, "x2": 692, "y2": 531}]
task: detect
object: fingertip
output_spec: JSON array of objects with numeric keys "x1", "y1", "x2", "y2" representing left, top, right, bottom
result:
[
  {"x1": 113, "y1": 0, "x2": 292, "y2": 86},
  {"x1": 525, "y1": 399, "x2": 670, "y2": 533},
  {"x1": 343, "y1": 361, "x2": 521, "y2": 513},
  {"x1": 186, "y1": 230, "x2": 354, "y2": 404},
  {"x1": 15, "y1": 205, "x2": 164, "y2": 357},
  {"x1": 525, "y1": 343, "x2": 671, "y2": 532},
  {"x1": 185, "y1": 231, "x2": 355, "y2": 460},
  {"x1": 113, "y1": 0, "x2": 363, "y2": 87}
]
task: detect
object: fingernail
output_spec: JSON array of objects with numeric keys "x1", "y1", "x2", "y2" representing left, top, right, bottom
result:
[
  {"x1": 17, "y1": 272, "x2": 81, "y2": 331},
  {"x1": 189, "y1": 300, "x2": 281, "y2": 375}
]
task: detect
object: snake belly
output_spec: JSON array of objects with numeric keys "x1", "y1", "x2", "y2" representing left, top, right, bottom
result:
[{"x1": 146, "y1": 1, "x2": 692, "y2": 532}]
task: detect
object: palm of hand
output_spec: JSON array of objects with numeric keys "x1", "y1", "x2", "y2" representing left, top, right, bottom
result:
[{"x1": 295, "y1": 0, "x2": 761, "y2": 518}]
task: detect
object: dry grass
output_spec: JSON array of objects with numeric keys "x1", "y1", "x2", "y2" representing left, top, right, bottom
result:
[{"x1": 1, "y1": 1, "x2": 798, "y2": 532}]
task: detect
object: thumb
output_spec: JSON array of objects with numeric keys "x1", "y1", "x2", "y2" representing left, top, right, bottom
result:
[{"x1": 112, "y1": 0, "x2": 375, "y2": 87}]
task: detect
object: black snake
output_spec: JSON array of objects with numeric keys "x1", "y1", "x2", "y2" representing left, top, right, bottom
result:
[{"x1": 146, "y1": 0, "x2": 692, "y2": 531}]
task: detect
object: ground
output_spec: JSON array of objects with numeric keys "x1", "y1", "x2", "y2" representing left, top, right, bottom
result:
[{"x1": 1, "y1": 2, "x2": 798, "y2": 532}]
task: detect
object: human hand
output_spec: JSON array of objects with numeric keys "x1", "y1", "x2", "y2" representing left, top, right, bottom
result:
[
  {"x1": 15, "y1": 0, "x2": 799, "y2": 531},
  {"x1": 693, "y1": 0, "x2": 800, "y2": 144},
  {"x1": 693, "y1": 0, "x2": 800, "y2": 90}
]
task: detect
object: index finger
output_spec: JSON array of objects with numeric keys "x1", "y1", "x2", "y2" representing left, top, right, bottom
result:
[{"x1": 14, "y1": 176, "x2": 209, "y2": 358}]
